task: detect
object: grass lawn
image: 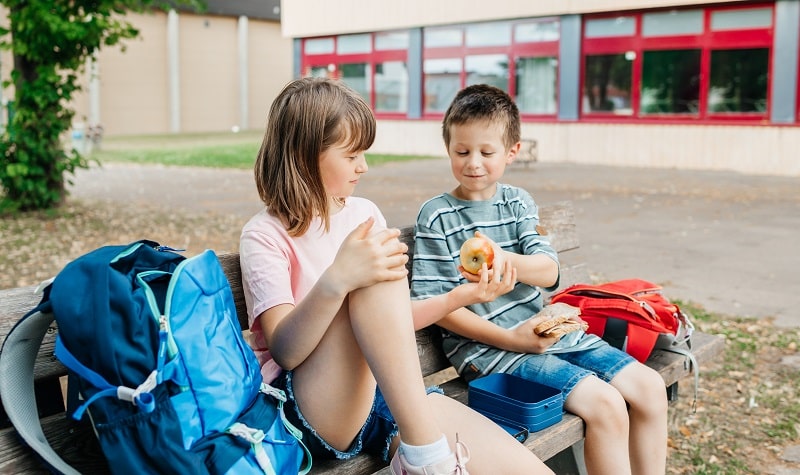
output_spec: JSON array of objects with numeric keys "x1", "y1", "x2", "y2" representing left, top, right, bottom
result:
[{"x1": 92, "y1": 130, "x2": 437, "y2": 169}]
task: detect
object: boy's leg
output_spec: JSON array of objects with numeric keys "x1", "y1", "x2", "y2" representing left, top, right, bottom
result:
[
  {"x1": 512, "y1": 352, "x2": 633, "y2": 475},
  {"x1": 610, "y1": 363, "x2": 668, "y2": 475},
  {"x1": 565, "y1": 376, "x2": 632, "y2": 475}
]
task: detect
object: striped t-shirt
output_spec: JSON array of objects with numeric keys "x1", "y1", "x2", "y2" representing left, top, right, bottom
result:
[{"x1": 410, "y1": 184, "x2": 601, "y2": 381}]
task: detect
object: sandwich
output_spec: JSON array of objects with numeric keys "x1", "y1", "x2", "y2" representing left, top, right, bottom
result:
[{"x1": 533, "y1": 302, "x2": 588, "y2": 338}]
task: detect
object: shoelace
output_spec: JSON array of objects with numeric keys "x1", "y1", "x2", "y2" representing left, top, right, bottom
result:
[{"x1": 452, "y1": 434, "x2": 471, "y2": 474}]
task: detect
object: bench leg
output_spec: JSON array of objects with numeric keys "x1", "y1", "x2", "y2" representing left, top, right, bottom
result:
[
  {"x1": 545, "y1": 439, "x2": 588, "y2": 475},
  {"x1": 666, "y1": 382, "x2": 679, "y2": 403}
]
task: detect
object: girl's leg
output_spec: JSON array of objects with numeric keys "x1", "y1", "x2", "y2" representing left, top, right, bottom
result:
[
  {"x1": 416, "y1": 392, "x2": 554, "y2": 475},
  {"x1": 291, "y1": 277, "x2": 444, "y2": 451},
  {"x1": 347, "y1": 277, "x2": 446, "y2": 445},
  {"x1": 610, "y1": 363, "x2": 668, "y2": 475},
  {"x1": 564, "y1": 376, "x2": 632, "y2": 475}
]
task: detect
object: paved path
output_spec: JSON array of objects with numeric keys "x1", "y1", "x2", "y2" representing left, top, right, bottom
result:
[{"x1": 70, "y1": 160, "x2": 800, "y2": 327}]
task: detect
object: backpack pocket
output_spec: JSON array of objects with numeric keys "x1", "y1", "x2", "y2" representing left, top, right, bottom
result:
[{"x1": 92, "y1": 385, "x2": 209, "y2": 475}]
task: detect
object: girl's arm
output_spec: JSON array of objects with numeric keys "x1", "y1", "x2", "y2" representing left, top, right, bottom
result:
[{"x1": 262, "y1": 217, "x2": 410, "y2": 369}]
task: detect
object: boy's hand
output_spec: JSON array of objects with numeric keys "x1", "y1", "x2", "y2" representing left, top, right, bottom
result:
[
  {"x1": 458, "y1": 259, "x2": 517, "y2": 304},
  {"x1": 459, "y1": 231, "x2": 507, "y2": 281},
  {"x1": 509, "y1": 314, "x2": 561, "y2": 354}
]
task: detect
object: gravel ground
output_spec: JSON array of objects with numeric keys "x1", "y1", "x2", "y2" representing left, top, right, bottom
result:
[{"x1": 2, "y1": 157, "x2": 799, "y2": 474}]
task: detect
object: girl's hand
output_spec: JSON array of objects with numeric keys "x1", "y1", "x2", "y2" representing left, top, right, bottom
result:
[
  {"x1": 508, "y1": 314, "x2": 560, "y2": 354},
  {"x1": 329, "y1": 217, "x2": 409, "y2": 292},
  {"x1": 458, "y1": 258, "x2": 517, "y2": 305}
]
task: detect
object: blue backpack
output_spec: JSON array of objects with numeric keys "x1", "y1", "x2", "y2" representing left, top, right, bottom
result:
[{"x1": 0, "y1": 241, "x2": 311, "y2": 475}]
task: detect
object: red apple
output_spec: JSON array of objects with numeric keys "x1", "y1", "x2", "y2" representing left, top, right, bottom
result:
[{"x1": 460, "y1": 236, "x2": 494, "y2": 275}]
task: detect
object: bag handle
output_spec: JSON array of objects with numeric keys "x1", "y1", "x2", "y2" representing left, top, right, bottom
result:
[{"x1": 0, "y1": 309, "x2": 80, "y2": 475}]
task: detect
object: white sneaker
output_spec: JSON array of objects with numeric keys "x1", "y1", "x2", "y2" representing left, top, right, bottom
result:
[{"x1": 390, "y1": 435, "x2": 470, "y2": 475}]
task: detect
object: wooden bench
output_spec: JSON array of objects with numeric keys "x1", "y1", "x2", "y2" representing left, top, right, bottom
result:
[
  {"x1": 0, "y1": 201, "x2": 724, "y2": 474},
  {"x1": 515, "y1": 138, "x2": 538, "y2": 168}
]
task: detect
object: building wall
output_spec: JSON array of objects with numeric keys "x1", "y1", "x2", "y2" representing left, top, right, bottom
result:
[
  {"x1": 247, "y1": 20, "x2": 294, "y2": 130},
  {"x1": 179, "y1": 14, "x2": 240, "y2": 133},
  {"x1": 3, "y1": 8, "x2": 291, "y2": 137},
  {"x1": 372, "y1": 120, "x2": 800, "y2": 176},
  {"x1": 281, "y1": 0, "x2": 745, "y2": 37},
  {"x1": 75, "y1": 12, "x2": 170, "y2": 136}
]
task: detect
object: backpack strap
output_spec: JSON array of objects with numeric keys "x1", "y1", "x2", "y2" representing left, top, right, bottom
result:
[
  {"x1": 54, "y1": 337, "x2": 162, "y2": 419},
  {"x1": 0, "y1": 309, "x2": 81, "y2": 475},
  {"x1": 260, "y1": 383, "x2": 313, "y2": 475}
]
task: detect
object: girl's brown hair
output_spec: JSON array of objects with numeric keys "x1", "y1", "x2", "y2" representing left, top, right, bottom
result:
[{"x1": 254, "y1": 78, "x2": 376, "y2": 236}]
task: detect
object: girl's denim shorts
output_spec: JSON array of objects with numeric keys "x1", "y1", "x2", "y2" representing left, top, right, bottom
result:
[
  {"x1": 273, "y1": 370, "x2": 443, "y2": 462},
  {"x1": 510, "y1": 343, "x2": 635, "y2": 399}
]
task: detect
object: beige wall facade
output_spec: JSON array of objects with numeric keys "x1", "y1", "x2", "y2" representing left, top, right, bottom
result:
[
  {"x1": 372, "y1": 120, "x2": 800, "y2": 176},
  {"x1": 19, "y1": 9, "x2": 291, "y2": 137},
  {"x1": 281, "y1": 0, "x2": 745, "y2": 37}
]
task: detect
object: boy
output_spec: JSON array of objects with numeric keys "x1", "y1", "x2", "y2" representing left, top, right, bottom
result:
[{"x1": 410, "y1": 84, "x2": 668, "y2": 475}]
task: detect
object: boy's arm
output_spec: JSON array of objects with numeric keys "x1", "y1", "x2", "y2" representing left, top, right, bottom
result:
[
  {"x1": 503, "y1": 251, "x2": 559, "y2": 288},
  {"x1": 436, "y1": 307, "x2": 557, "y2": 354},
  {"x1": 410, "y1": 258, "x2": 516, "y2": 329}
]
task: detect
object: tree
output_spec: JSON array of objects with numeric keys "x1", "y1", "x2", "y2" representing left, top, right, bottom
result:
[{"x1": 0, "y1": 1, "x2": 202, "y2": 212}]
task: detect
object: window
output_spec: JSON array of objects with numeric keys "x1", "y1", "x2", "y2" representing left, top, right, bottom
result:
[
  {"x1": 466, "y1": 54, "x2": 508, "y2": 91},
  {"x1": 584, "y1": 54, "x2": 633, "y2": 115},
  {"x1": 301, "y1": 31, "x2": 409, "y2": 117},
  {"x1": 424, "y1": 58, "x2": 462, "y2": 113},
  {"x1": 640, "y1": 50, "x2": 701, "y2": 114},
  {"x1": 516, "y1": 57, "x2": 558, "y2": 114},
  {"x1": 375, "y1": 61, "x2": 408, "y2": 113},
  {"x1": 582, "y1": 4, "x2": 773, "y2": 121},
  {"x1": 708, "y1": 48, "x2": 769, "y2": 113},
  {"x1": 423, "y1": 18, "x2": 560, "y2": 117},
  {"x1": 340, "y1": 63, "x2": 370, "y2": 104}
]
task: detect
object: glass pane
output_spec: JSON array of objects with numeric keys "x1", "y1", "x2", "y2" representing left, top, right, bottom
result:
[
  {"x1": 337, "y1": 34, "x2": 371, "y2": 54},
  {"x1": 640, "y1": 50, "x2": 701, "y2": 115},
  {"x1": 642, "y1": 10, "x2": 703, "y2": 36},
  {"x1": 585, "y1": 16, "x2": 636, "y2": 38},
  {"x1": 305, "y1": 38, "x2": 334, "y2": 55},
  {"x1": 465, "y1": 54, "x2": 508, "y2": 91},
  {"x1": 375, "y1": 31, "x2": 410, "y2": 51},
  {"x1": 424, "y1": 27, "x2": 462, "y2": 48},
  {"x1": 375, "y1": 61, "x2": 408, "y2": 113},
  {"x1": 424, "y1": 58, "x2": 462, "y2": 113},
  {"x1": 712, "y1": 7, "x2": 772, "y2": 30},
  {"x1": 515, "y1": 20, "x2": 560, "y2": 43},
  {"x1": 515, "y1": 57, "x2": 558, "y2": 114},
  {"x1": 582, "y1": 54, "x2": 633, "y2": 115},
  {"x1": 709, "y1": 48, "x2": 769, "y2": 113},
  {"x1": 309, "y1": 66, "x2": 331, "y2": 78},
  {"x1": 465, "y1": 21, "x2": 511, "y2": 47},
  {"x1": 340, "y1": 63, "x2": 371, "y2": 104}
]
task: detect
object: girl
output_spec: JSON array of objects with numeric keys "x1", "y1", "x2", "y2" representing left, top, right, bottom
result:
[{"x1": 239, "y1": 77, "x2": 552, "y2": 475}]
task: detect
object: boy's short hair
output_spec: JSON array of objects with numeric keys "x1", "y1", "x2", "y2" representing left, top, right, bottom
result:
[{"x1": 442, "y1": 84, "x2": 521, "y2": 150}]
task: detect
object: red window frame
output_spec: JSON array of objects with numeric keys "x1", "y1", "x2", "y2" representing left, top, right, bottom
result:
[
  {"x1": 422, "y1": 19, "x2": 561, "y2": 121},
  {"x1": 581, "y1": 3, "x2": 774, "y2": 124},
  {"x1": 301, "y1": 35, "x2": 410, "y2": 120}
]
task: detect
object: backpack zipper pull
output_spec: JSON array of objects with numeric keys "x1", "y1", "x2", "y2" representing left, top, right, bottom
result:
[{"x1": 154, "y1": 245, "x2": 186, "y2": 252}]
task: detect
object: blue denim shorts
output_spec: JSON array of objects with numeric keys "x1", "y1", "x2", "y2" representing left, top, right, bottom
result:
[
  {"x1": 273, "y1": 370, "x2": 443, "y2": 462},
  {"x1": 509, "y1": 344, "x2": 635, "y2": 399}
]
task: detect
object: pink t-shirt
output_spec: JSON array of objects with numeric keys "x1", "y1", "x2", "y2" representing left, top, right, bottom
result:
[{"x1": 239, "y1": 197, "x2": 387, "y2": 382}]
